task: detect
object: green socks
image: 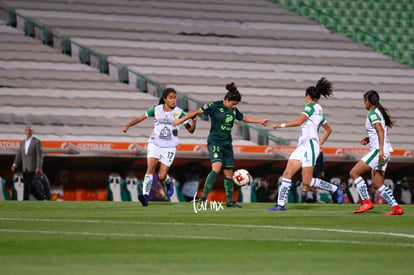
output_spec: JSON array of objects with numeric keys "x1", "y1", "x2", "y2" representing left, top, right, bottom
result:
[
  {"x1": 224, "y1": 177, "x2": 234, "y2": 204},
  {"x1": 201, "y1": 170, "x2": 218, "y2": 200}
]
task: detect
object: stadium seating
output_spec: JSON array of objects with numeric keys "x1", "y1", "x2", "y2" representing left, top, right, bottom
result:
[
  {"x1": 277, "y1": 0, "x2": 414, "y2": 66},
  {"x1": 0, "y1": 0, "x2": 413, "y2": 149},
  {"x1": 0, "y1": 18, "x2": 213, "y2": 144}
]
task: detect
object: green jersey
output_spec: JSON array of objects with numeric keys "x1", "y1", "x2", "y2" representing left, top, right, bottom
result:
[{"x1": 200, "y1": 100, "x2": 244, "y2": 145}]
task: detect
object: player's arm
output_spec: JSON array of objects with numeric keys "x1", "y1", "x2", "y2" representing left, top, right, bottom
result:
[
  {"x1": 173, "y1": 109, "x2": 202, "y2": 126},
  {"x1": 35, "y1": 139, "x2": 43, "y2": 175},
  {"x1": 122, "y1": 113, "x2": 147, "y2": 133},
  {"x1": 319, "y1": 121, "x2": 332, "y2": 147},
  {"x1": 272, "y1": 113, "x2": 307, "y2": 129},
  {"x1": 11, "y1": 143, "x2": 22, "y2": 172},
  {"x1": 242, "y1": 116, "x2": 268, "y2": 126},
  {"x1": 360, "y1": 137, "x2": 369, "y2": 145},
  {"x1": 184, "y1": 116, "x2": 197, "y2": 134}
]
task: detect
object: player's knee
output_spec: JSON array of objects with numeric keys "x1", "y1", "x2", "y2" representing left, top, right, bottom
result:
[
  {"x1": 282, "y1": 171, "x2": 292, "y2": 179},
  {"x1": 349, "y1": 169, "x2": 357, "y2": 180}
]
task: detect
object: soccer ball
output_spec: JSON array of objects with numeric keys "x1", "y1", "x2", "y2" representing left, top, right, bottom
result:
[{"x1": 233, "y1": 169, "x2": 252, "y2": 186}]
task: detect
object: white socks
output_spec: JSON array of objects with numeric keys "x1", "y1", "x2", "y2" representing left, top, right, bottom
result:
[
  {"x1": 354, "y1": 177, "x2": 370, "y2": 201},
  {"x1": 310, "y1": 178, "x2": 337, "y2": 192},
  {"x1": 378, "y1": 185, "x2": 398, "y2": 206},
  {"x1": 142, "y1": 174, "x2": 153, "y2": 195},
  {"x1": 277, "y1": 178, "x2": 292, "y2": 206}
]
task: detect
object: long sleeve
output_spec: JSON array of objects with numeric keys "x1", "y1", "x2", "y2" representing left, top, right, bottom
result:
[
  {"x1": 34, "y1": 138, "x2": 43, "y2": 169},
  {"x1": 12, "y1": 141, "x2": 24, "y2": 168}
]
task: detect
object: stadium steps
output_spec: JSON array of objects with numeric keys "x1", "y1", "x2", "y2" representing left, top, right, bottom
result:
[
  {"x1": 0, "y1": 19, "x2": 237, "y2": 145},
  {"x1": 0, "y1": 112, "x2": 215, "y2": 144},
  {"x1": 1, "y1": 0, "x2": 413, "y2": 148}
]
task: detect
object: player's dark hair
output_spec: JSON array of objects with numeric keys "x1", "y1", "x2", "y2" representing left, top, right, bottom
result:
[
  {"x1": 364, "y1": 90, "x2": 394, "y2": 128},
  {"x1": 306, "y1": 77, "x2": 333, "y2": 100},
  {"x1": 224, "y1": 82, "x2": 241, "y2": 102},
  {"x1": 159, "y1": 87, "x2": 176, "y2": 104}
]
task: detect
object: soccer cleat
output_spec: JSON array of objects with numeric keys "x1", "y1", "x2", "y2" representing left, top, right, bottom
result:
[
  {"x1": 226, "y1": 202, "x2": 242, "y2": 208},
  {"x1": 385, "y1": 205, "x2": 404, "y2": 216},
  {"x1": 138, "y1": 194, "x2": 149, "y2": 207},
  {"x1": 334, "y1": 183, "x2": 344, "y2": 204},
  {"x1": 166, "y1": 183, "x2": 174, "y2": 197},
  {"x1": 267, "y1": 204, "x2": 286, "y2": 211},
  {"x1": 353, "y1": 201, "x2": 374, "y2": 213}
]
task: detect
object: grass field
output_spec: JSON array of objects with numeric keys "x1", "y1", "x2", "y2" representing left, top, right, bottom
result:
[{"x1": 0, "y1": 201, "x2": 413, "y2": 275}]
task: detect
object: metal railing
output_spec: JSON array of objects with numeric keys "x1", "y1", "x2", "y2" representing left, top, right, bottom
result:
[
  {"x1": 178, "y1": 97, "x2": 288, "y2": 145},
  {"x1": 119, "y1": 67, "x2": 163, "y2": 97},
  {"x1": 7, "y1": 8, "x2": 291, "y2": 145},
  {"x1": 8, "y1": 11, "x2": 50, "y2": 45},
  {"x1": 62, "y1": 39, "x2": 107, "y2": 73},
  {"x1": 241, "y1": 124, "x2": 289, "y2": 145},
  {"x1": 179, "y1": 96, "x2": 206, "y2": 120}
]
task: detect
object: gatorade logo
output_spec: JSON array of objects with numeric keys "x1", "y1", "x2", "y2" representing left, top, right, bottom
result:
[{"x1": 404, "y1": 150, "x2": 414, "y2": 157}]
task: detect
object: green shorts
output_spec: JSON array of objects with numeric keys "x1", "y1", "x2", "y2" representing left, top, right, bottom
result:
[{"x1": 208, "y1": 143, "x2": 234, "y2": 169}]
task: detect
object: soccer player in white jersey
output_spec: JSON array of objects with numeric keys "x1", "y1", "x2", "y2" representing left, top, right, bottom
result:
[
  {"x1": 122, "y1": 88, "x2": 197, "y2": 206},
  {"x1": 349, "y1": 90, "x2": 404, "y2": 215},
  {"x1": 268, "y1": 77, "x2": 343, "y2": 211}
]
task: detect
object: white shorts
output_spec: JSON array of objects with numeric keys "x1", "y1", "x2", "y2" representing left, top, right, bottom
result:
[
  {"x1": 289, "y1": 139, "x2": 320, "y2": 168},
  {"x1": 147, "y1": 143, "x2": 176, "y2": 167},
  {"x1": 361, "y1": 149, "x2": 390, "y2": 171}
]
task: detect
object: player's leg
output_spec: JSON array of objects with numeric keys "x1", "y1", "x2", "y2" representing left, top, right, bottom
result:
[
  {"x1": 280, "y1": 159, "x2": 302, "y2": 205},
  {"x1": 200, "y1": 144, "x2": 223, "y2": 201},
  {"x1": 223, "y1": 168, "x2": 240, "y2": 207},
  {"x1": 201, "y1": 161, "x2": 222, "y2": 201},
  {"x1": 269, "y1": 143, "x2": 311, "y2": 211},
  {"x1": 371, "y1": 160, "x2": 404, "y2": 215},
  {"x1": 143, "y1": 160, "x2": 158, "y2": 195},
  {"x1": 350, "y1": 157, "x2": 374, "y2": 213},
  {"x1": 299, "y1": 140, "x2": 342, "y2": 202},
  {"x1": 158, "y1": 147, "x2": 176, "y2": 197},
  {"x1": 307, "y1": 158, "x2": 344, "y2": 204},
  {"x1": 268, "y1": 158, "x2": 301, "y2": 211},
  {"x1": 221, "y1": 145, "x2": 241, "y2": 207},
  {"x1": 139, "y1": 144, "x2": 160, "y2": 206}
]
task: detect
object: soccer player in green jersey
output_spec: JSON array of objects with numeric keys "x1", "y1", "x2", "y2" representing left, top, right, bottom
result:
[
  {"x1": 173, "y1": 83, "x2": 268, "y2": 207},
  {"x1": 123, "y1": 88, "x2": 197, "y2": 206},
  {"x1": 268, "y1": 77, "x2": 344, "y2": 211},
  {"x1": 349, "y1": 90, "x2": 404, "y2": 215}
]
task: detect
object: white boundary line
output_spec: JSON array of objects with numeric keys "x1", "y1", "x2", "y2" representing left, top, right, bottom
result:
[
  {"x1": 1, "y1": 217, "x2": 414, "y2": 239},
  {"x1": 0, "y1": 228, "x2": 412, "y2": 248},
  {"x1": 1, "y1": 217, "x2": 413, "y2": 247},
  {"x1": 0, "y1": 217, "x2": 414, "y2": 247}
]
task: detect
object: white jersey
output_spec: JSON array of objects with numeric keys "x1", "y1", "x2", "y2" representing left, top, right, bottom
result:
[
  {"x1": 297, "y1": 103, "x2": 326, "y2": 146},
  {"x1": 146, "y1": 104, "x2": 186, "y2": 148},
  {"x1": 365, "y1": 107, "x2": 393, "y2": 153}
]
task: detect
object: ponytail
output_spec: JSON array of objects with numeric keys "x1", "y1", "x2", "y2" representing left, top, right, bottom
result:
[
  {"x1": 364, "y1": 90, "x2": 394, "y2": 128},
  {"x1": 306, "y1": 77, "x2": 333, "y2": 100},
  {"x1": 224, "y1": 82, "x2": 241, "y2": 102}
]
